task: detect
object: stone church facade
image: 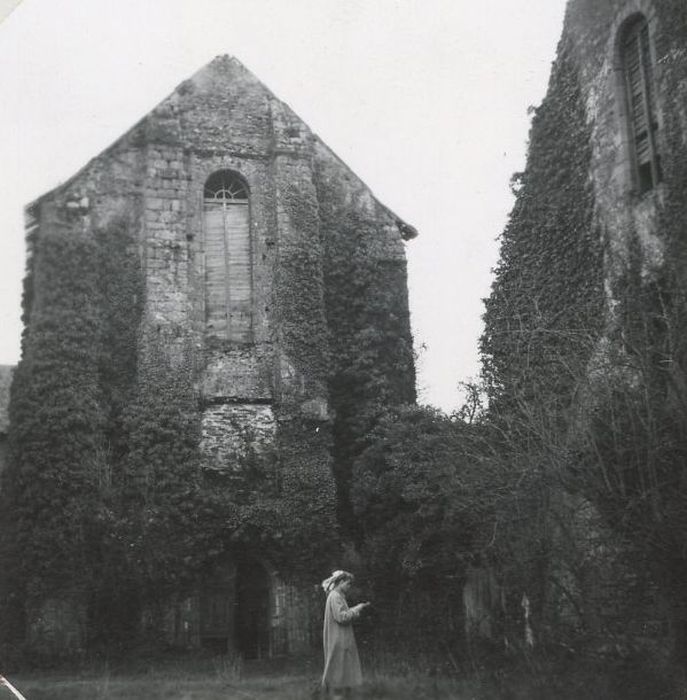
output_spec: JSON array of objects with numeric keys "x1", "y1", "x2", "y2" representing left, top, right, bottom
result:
[{"x1": 8, "y1": 56, "x2": 416, "y2": 657}]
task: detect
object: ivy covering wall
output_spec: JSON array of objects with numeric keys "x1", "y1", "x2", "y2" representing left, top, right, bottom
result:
[
  {"x1": 480, "y1": 0, "x2": 687, "y2": 671},
  {"x1": 316, "y1": 160, "x2": 416, "y2": 540},
  {"x1": 0, "y1": 58, "x2": 419, "y2": 661},
  {"x1": 0, "y1": 215, "x2": 143, "y2": 654},
  {"x1": 481, "y1": 38, "x2": 604, "y2": 409}
]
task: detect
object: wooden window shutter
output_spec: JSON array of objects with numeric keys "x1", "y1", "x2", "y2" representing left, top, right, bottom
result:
[
  {"x1": 622, "y1": 17, "x2": 660, "y2": 193},
  {"x1": 203, "y1": 171, "x2": 252, "y2": 342}
]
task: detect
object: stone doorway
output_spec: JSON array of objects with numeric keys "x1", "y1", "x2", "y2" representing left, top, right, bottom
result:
[
  {"x1": 235, "y1": 556, "x2": 271, "y2": 659},
  {"x1": 199, "y1": 561, "x2": 236, "y2": 654},
  {"x1": 199, "y1": 555, "x2": 271, "y2": 658}
]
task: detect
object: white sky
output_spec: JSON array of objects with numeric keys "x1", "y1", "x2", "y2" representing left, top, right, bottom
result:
[{"x1": 0, "y1": 0, "x2": 567, "y2": 413}]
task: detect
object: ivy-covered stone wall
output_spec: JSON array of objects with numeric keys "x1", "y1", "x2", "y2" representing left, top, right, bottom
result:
[
  {"x1": 314, "y1": 142, "x2": 416, "y2": 536},
  {"x1": 481, "y1": 0, "x2": 687, "y2": 657},
  {"x1": 0, "y1": 56, "x2": 416, "y2": 659},
  {"x1": 481, "y1": 31, "x2": 603, "y2": 408},
  {"x1": 483, "y1": 0, "x2": 687, "y2": 404}
]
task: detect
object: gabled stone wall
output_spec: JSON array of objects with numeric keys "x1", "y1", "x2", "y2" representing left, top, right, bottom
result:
[{"x1": 6, "y1": 55, "x2": 416, "y2": 658}]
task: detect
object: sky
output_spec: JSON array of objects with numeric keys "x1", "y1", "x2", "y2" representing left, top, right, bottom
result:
[{"x1": 0, "y1": 0, "x2": 567, "y2": 413}]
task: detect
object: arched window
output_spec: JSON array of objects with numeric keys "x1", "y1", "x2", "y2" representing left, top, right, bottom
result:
[
  {"x1": 620, "y1": 15, "x2": 661, "y2": 194},
  {"x1": 203, "y1": 170, "x2": 252, "y2": 342}
]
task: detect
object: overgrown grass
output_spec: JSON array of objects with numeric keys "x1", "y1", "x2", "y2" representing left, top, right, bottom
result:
[
  {"x1": 5, "y1": 652, "x2": 685, "y2": 699},
  {"x1": 4, "y1": 654, "x2": 477, "y2": 700},
  {"x1": 3, "y1": 674, "x2": 490, "y2": 700}
]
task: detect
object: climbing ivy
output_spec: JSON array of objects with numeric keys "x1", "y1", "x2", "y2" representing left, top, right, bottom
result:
[
  {"x1": 583, "y1": 1, "x2": 687, "y2": 667},
  {"x1": 1, "y1": 139, "x2": 418, "y2": 661},
  {"x1": 481, "y1": 38, "x2": 604, "y2": 410},
  {"x1": 113, "y1": 335, "x2": 209, "y2": 639},
  {"x1": 0, "y1": 215, "x2": 144, "y2": 655},
  {"x1": 0, "y1": 226, "x2": 101, "y2": 651},
  {"x1": 315, "y1": 159, "x2": 416, "y2": 539},
  {"x1": 480, "y1": 0, "x2": 687, "y2": 671}
]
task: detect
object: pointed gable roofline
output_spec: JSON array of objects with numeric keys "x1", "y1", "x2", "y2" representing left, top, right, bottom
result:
[{"x1": 26, "y1": 55, "x2": 417, "y2": 240}]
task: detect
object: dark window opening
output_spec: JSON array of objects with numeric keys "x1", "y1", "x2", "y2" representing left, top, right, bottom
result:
[{"x1": 638, "y1": 161, "x2": 653, "y2": 193}]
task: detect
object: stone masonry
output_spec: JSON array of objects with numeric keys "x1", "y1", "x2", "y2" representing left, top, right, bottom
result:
[{"x1": 17, "y1": 55, "x2": 417, "y2": 657}]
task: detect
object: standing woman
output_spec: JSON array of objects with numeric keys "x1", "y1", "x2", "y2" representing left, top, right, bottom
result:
[{"x1": 321, "y1": 570, "x2": 370, "y2": 697}]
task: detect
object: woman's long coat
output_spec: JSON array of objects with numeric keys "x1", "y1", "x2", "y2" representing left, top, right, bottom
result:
[{"x1": 321, "y1": 589, "x2": 363, "y2": 690}]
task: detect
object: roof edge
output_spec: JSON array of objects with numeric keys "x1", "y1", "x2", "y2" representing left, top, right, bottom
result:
[{"x1": 24, "y1": 54, "x2": 419, "y2": 241}]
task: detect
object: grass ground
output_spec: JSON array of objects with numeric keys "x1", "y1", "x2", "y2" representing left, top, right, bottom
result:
[
  {"x1": 4, "y1": 652, "x2": 682, "y2": 699},
  {"x1": 5, "y1": 666, "x2": 478, "y2": 700},
  {"x1": 4, "y1": 654, "x2": 503, "y2": 700}
]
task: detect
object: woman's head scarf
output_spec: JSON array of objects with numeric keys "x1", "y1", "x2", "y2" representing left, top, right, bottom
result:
[{"x1": 321, "y1": 569, "x2": 353, "y2": 593}]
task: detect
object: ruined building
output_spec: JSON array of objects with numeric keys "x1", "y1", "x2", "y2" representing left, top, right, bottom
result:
[
  {"x1": 484, "y1": 0, "x2": 687, "y2": 400},
  {"x1": 482, "y1": 0, "x2": 687, "y2": 654},
  {"x1": 0, "y1": 56, "x2": 416, "y2": 658}
]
